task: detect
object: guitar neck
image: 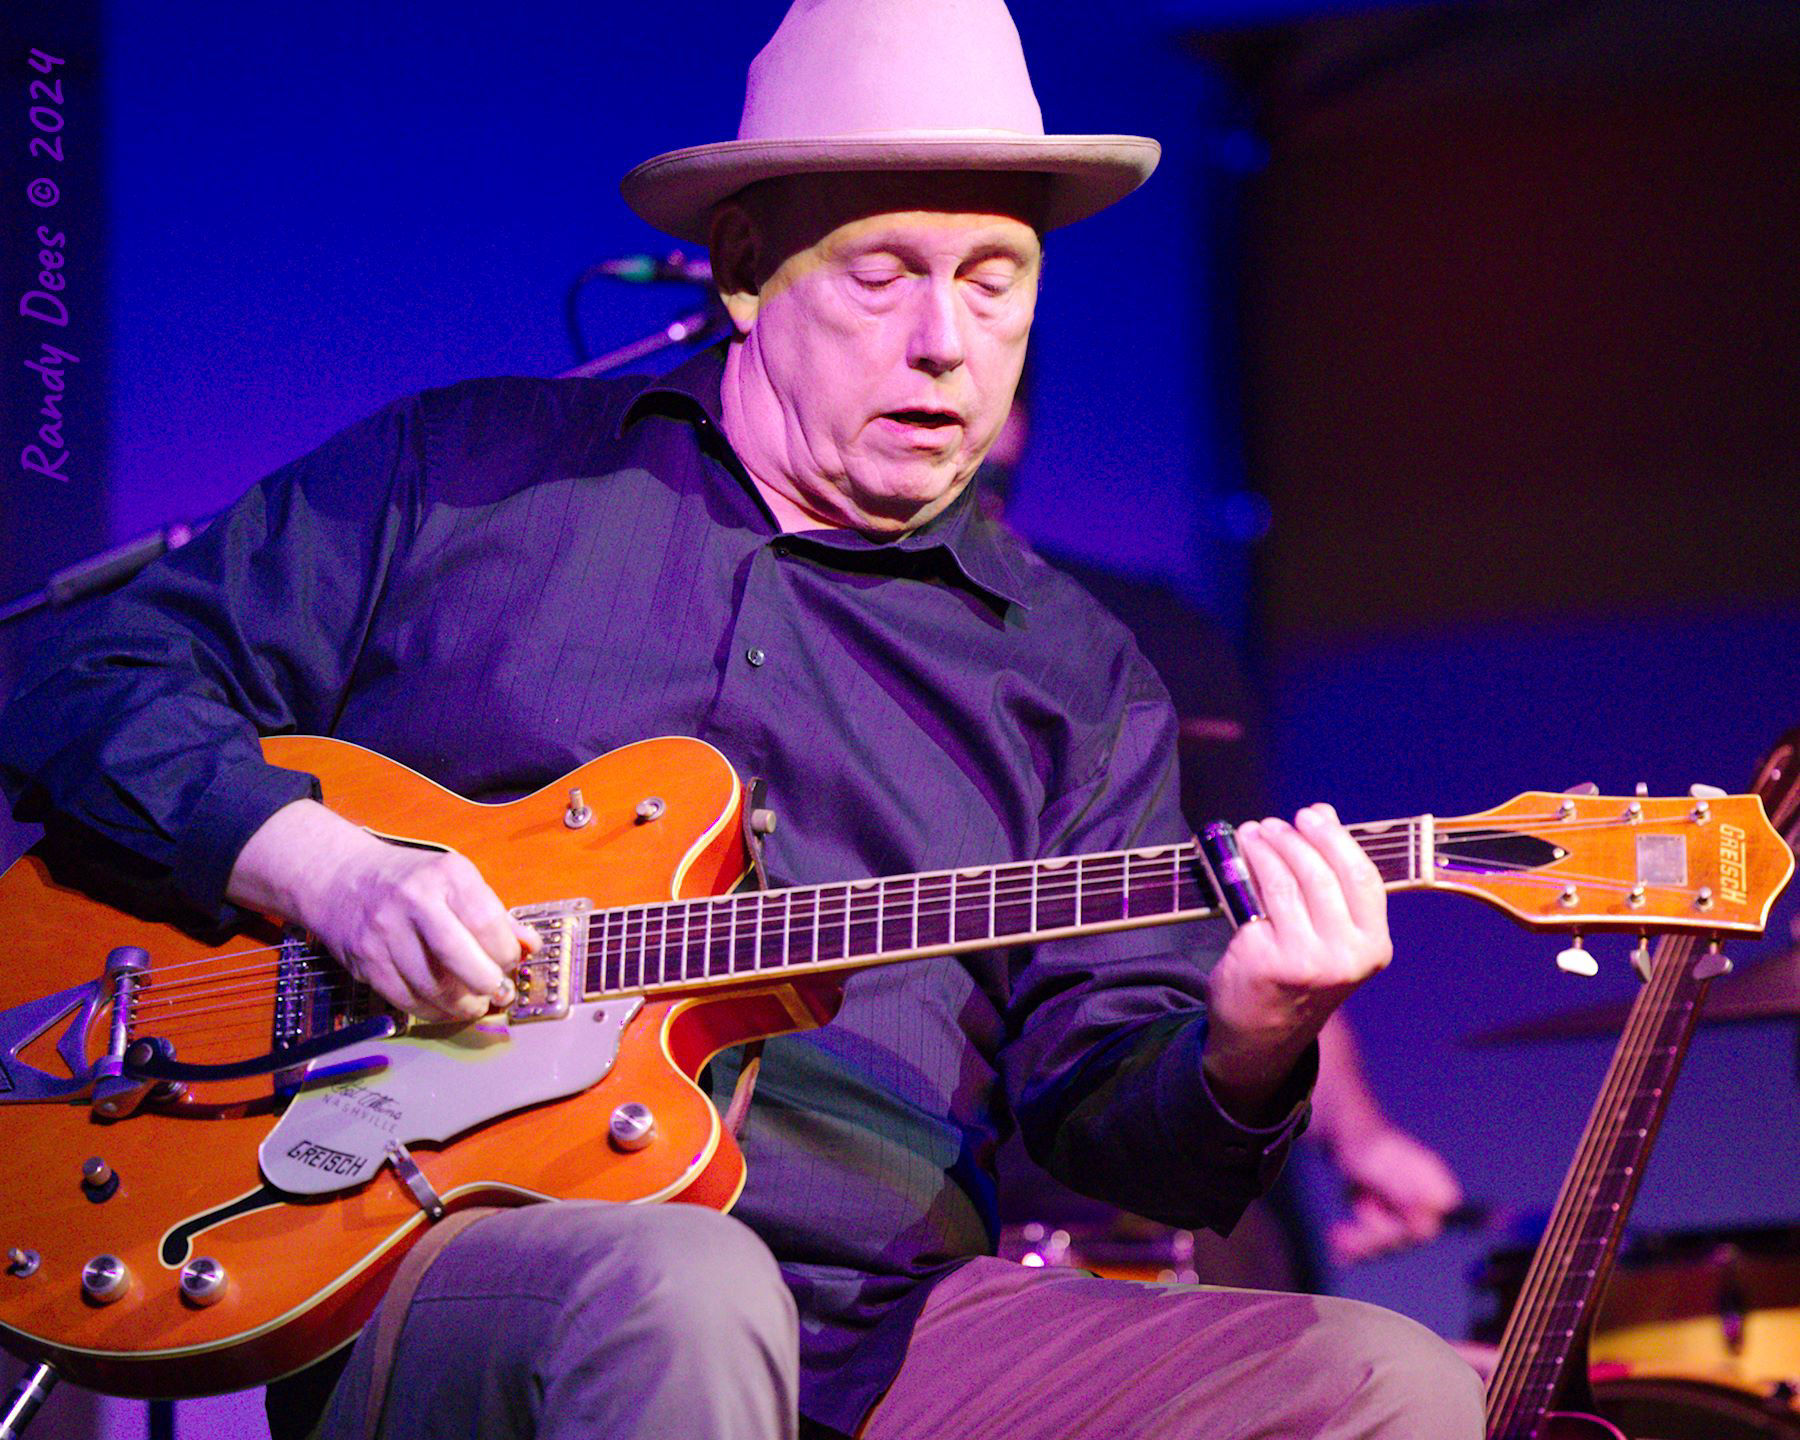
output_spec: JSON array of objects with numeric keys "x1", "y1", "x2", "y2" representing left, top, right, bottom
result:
[
  {"x1": 574, "y1": 818, "x2": 1434, "y2": 1000},
  {"x1": 1482, "y1": 932, "x2": 1716, "y2": 1440}
]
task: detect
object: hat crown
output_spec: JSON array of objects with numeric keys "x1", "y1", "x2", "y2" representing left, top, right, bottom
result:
[{"x1": 739, "y1": 0, "x2": 1046, "y2": 142}]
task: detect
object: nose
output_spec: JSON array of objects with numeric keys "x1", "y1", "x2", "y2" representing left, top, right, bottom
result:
[{"x1": 906, "y1": 275, "x2": 966, "y2": 378}]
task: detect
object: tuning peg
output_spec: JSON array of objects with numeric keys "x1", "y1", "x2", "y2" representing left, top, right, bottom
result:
[
  {"x1": 1556, "y1": 936, "x2": 1598, "y2": 977},
  {"x1": 1689, "y1": 783, "x2": 1727, "y2": 799},
  {"x1": 1630, "y1": 934, "x2": 1652, "y2": 982},
  {"x1": 1635, "y1": 782, "x2": 1649, "y2": 797},
  {"x1": 1693, "y1": 947, "x2": 1733, "y2": 982}
]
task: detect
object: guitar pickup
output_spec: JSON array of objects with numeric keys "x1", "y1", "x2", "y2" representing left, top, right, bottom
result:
[{"x1": 509, "y1": 899, "x2": 591, "y2": 1023}]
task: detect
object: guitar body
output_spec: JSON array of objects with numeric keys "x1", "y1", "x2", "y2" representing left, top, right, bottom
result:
[{"x1": 0, "y1": 735, "x2": 841, "y2": 1397}]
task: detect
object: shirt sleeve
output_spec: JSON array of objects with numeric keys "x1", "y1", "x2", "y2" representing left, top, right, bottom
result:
[
  {"x1": 0, "y1": 396, "x2": 424, "y2": 924},
  {"x1": 998, "y1": 637, "x2": 1314, "y2": 1234}
]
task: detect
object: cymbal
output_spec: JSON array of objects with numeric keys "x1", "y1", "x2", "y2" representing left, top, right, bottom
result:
[{"x1": 1466, "y1": 945, "x2": 1800, "y2": 1046}]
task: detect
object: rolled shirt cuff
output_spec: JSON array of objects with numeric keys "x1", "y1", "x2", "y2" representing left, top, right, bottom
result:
[{"x1": 172, "y1": 754, "x2": 322, "y2": 925}]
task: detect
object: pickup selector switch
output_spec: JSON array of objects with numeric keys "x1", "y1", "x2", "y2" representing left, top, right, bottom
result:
[{"x1": 81, "y1": 1157, "x2": 119, "y2": 1203}]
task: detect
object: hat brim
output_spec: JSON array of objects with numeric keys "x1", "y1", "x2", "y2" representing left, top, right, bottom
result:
[{"x1": 620, "y1": 132, "x2": 1161, "y2": 246}]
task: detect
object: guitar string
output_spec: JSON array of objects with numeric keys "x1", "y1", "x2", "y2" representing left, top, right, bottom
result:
[
  {"x1": 1485, "y1": 933, "x2": 1700, "y2": 1433},
  {"x1": 118, "y1": 805, "x2": 1735, "y2": 1033},
  {"x1": 126, "y1": 827, "x2": 1703, "y2": 999},
  {"x1": 131, "y1": 891, "x2": 1699, "y2": 1045},
  {"x1": 1484, "y1": 969, "x2": 1668, "y2": 1434},
  {"x1": 1497, "y1": 942, "x2": 1690, "y2": 1401},
  {"x1": 125, "y1": 852, "x2": 1682, "y2": 1029},
  {"x1": 1506, "y1": 951, "x2": 1704, "y2": 1430},
  {"x1": 125, "y1": 850, "x2": 1712, "y2": 1033},
  {"x1": 120, "y1": 809, "x2": 1704, "y2": 984}
]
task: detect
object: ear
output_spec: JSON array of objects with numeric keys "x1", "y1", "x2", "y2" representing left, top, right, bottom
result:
[{"x1": 709, "y1": 201, "x2": 762, "y2": 336}]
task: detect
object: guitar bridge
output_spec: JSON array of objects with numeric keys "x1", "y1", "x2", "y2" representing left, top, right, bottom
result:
[{"x1": 509, "y1": 899, "x2": 591, "y2": 1022}]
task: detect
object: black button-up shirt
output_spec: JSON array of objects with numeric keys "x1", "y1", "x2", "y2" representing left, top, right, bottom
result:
[{"x1": 1, "y1": 344, "x2": 1309, "y2": 1435}]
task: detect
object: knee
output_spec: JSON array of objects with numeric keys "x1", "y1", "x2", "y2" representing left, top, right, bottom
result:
[
  {"x1": 612, "y1": 1205, "x2": 791, "y2": 1310},
  {"x1": 1307, "y1": 1296, "x2": 1485, "y2": 1437},
  {"x1": 549, "y1": 1203, "x2": 795, "y2": 1343}
]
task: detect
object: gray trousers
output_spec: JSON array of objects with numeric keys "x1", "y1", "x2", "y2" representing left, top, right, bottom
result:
[{"x1": 317, "y1": 1202, "x2": 1484, "y2": 1440}]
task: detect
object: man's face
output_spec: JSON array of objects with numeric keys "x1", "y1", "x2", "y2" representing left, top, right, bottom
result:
[{"x1": 716, "y1": 172, "x2": 1042, "y2": 534}]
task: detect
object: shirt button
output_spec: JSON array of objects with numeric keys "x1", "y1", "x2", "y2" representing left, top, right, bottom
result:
[{"x1": 745, "y1": 646, "x2": 766, "y2": 667}]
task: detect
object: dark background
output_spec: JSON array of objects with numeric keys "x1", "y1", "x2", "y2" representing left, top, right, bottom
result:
[{"x1": 3, "y1": 1, "x2": 1798, "y2": 1431}]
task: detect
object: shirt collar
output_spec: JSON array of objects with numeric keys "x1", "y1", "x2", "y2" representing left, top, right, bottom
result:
[{"x1": 618, "y1": 344, "x2": 1030, "y2": 612}]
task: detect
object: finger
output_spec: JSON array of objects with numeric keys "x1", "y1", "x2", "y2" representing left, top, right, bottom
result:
[
  {"x1": 1260, "y1": 813, "x2": 1358, "y2": 942},
  {"x1": 355, "y1": 938, "x2": 462, "y2": 1023},
  {"x1": 1236, "y1": 820, "x2": 1315, "y2": 945},
  {"x1": 1328, "y1": 1202, "x2": 1410, "y2": 1265},
  {"x1": 370, "y1": 908, "x2": 481, "y2": 1022},
  {"x1": 413, "y1": 903, "x2": 511, "y2": 1012},
  {"x1": 1296, "y1": 804, "x2": 1388, "y2": 936},
  {"x1": 1349, "y1": 1196, "x2": 1413, "y2": 1256},
  {"x1": 443, "y1": 856, "x2": 536, "y2": 971}
]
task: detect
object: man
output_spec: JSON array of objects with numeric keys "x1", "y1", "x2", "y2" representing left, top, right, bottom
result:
[{"x1": 0, "y1": 3, "x2": 1483, "y2": 1436}]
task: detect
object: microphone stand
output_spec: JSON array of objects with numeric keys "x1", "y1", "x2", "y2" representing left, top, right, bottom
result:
[
  {"x1": 0, "y1": 520, "x2": 203, "y2": 629},
  {"x1": 560, "y1": 302, "x2": 727, "y2": 379},
  {"x1": 0, "y1": 270, "x2": 729, "y2": 624}
]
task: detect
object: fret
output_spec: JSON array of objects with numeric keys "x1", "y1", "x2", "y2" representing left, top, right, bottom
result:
[
  {"x1": 701, "y1": 898, "x2": 714, "y2": 982},
  {"x1": 988, "y1": 867, "x2": 996, "y2": 943},
  {"x1": 1074, "y1": 856, "x2": 1084, "y2": 927},
  {"x1": 681, "y1": 900, "x2": 695, "y2": 983},
  {"x1": 727, "y1": 896, "x2": 739, "y2": 977},
  {"x1": 603, "y1": 909, "x2": 623, "y2": 993},
  {"x1": 812, "y1": 888, "x2": 837, "y2": 965},
  {"x1": 578, "y1": 913, "x2": 599, "y2": 996},
  {"x1": 842, "y1": 882, "x2": 852, "y2": 961},
  {"x1": 1030, "y1": 864, "x2": 1039, "y2": 934},
  {"x1": 948, "y1": 871, "x2": 956, "y2": 945},
  {"x1": 1121, "y1": 851, "x2": 1130, "y2": 919},
  {"x1": 621, "y1": 907, "x2": 640, "y2": 991},
  {"x1": 876, "y1": 877, "x2": 888, "y2": 955},
  {"x1": 910, "y1": 876, "x2": 919, "y2": 952},
  {"x1": 657, "y1": 904, "x2": 669, "y2": 986},
  {"x1": 780, "y1": 889, "x2": 792, "y2": 972},
  {"x1": 753, "y1": 892, "x2": 766, "y2": 973},
  {"x1": 1170, "y1": 850, "x2": 1181, "y2": 915}
]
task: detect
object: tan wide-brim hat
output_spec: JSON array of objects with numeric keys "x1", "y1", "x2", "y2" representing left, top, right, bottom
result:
[{"x1": 621, "y1": 0, "x2": 1162, "y2": 246}]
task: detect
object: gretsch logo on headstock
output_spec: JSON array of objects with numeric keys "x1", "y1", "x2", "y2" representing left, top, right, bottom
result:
[{"x1": 1720, "y1": 823, "x2": 1749, "y2": 906}]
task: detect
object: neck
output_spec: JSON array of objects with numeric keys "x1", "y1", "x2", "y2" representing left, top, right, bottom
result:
[{"x1": 718, "y1": 337, "x2": 847, "y2": 534}]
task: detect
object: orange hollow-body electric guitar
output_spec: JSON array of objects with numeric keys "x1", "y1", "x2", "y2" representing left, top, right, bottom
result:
[{"x1": 0, "y1": 735, "x2": 1790, "y2": 1398}]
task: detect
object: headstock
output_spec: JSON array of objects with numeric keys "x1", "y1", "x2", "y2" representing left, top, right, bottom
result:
[{"x1": 1414, "y1": 790, "x2": 1793, "y2": 936}]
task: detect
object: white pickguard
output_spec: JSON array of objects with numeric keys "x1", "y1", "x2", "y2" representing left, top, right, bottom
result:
[{"x1": 258, "y1": 998, "x2": 643, "y2": 1196}]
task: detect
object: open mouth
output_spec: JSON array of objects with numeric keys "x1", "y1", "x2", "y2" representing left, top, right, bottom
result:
[{"x1": 882, "y1": 409, "x2": 962, "y2": 429}]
